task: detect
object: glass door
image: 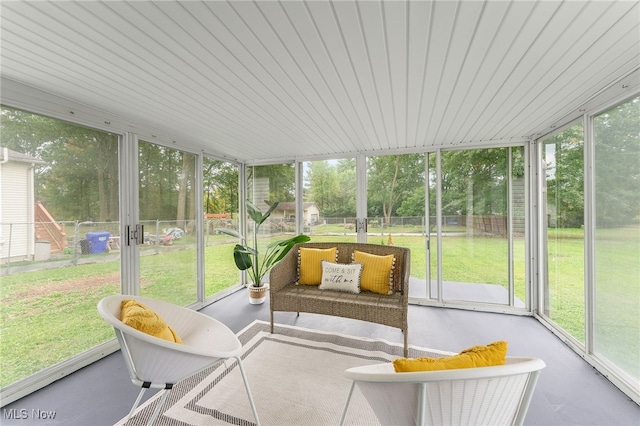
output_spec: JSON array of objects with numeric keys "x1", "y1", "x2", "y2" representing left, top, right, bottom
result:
[
  {"x1": 138, "y1": 141, "x2": 197, "y2": 305},
  {"x1": 433, "y1": 147, "x2": 526, "y2": 307},
  {"x1": 366, "y1": 153, "x2": 428, "y2": 296}
]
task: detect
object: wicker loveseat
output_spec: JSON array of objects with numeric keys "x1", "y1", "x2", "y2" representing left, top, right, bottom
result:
[{"x1": 269, "y1": 242, "x2": 410, "y2": 356}]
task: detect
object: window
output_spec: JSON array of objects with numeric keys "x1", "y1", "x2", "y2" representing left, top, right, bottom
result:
[
  {"x1": 203, "y1": 157, "x2": 240, "y2": 298},
  {"x1": 593, "y1": 96, "x2": 640, "y2": 383},
  {"x1": 0, "y1": 106, "x2": 120, "y2": 388},
  {"x1": 303, "y1": 159, "x2": 357, "y2": 240},
  {"x1": 541, "y1": 123, "x2": 585, "y2": 343},
  {"x1": 242, "y1": 163, "x2": 296, "y2": 284}
]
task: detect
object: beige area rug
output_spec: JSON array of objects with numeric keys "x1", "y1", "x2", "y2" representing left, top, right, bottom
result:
[{"x1": 115, "y1": 320, "x2": 449, "y2": 426}]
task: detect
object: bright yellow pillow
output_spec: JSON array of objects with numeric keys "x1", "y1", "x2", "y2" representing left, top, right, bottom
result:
[
  {"x1": 353, "y1": 250, "x2": 395, "y2": 295},
  {"x1": 120, "y1": 299, "x2": 183, "y2": 344},
  {"x1": 393, "y1": 341, "x2": 508, "y2": 372},
  {"x1": 298, "y1": 247, "x2": 338, "y2": 285}
]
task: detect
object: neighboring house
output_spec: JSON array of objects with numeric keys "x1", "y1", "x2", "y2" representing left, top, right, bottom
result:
[
  {"x1": 248, "y1": 177, "x2": 320, "y2": 225},
  {"x1": 0, "y1": 147, "x2": 46, "y2": 262},
  {"x1": 270, "y1": 201, "x2": 320, "y2": 226}
]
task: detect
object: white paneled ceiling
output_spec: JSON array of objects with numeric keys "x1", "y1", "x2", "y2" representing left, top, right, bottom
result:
[{"x1": 1, "y1": 0, "x2": 639, "y2": 162}]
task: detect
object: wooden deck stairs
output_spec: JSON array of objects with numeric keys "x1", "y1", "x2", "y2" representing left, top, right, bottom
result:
[{"x1": 34, "y1": 202, "x2": 66, "y2": 252}]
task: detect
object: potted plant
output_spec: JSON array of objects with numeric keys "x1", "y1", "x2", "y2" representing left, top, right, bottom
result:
[{"x1": 216, "y1": 200, "x2": 310, "y2": 304}]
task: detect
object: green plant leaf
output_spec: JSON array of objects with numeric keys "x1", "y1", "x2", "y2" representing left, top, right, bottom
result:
[
  {"x1": 261, "y1": 201, "x2": 279, "y2": 223},
  {"x1": 260, "y1": 234, "x2": 311, "y2": 277},
  {"x1": 215, "y1": 228, "x2": 244, "y2": 241},
  {"x1": 247, "y1": 200, "x2": 280, "y2": 225},
  {"x1": 246, "y1": 200, "x2": 264, "y2": 224},
  {"x1": 232, "y1": 244, "x2": 252, "y2": 270}
]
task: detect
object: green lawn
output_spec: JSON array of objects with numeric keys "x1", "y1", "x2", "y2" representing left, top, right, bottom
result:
[
  {"x1": 0, "y1": 242, "x2": 239, "y2": 387},
  {"x1": 1, "y1": 230, "x2": 638, "y2": 387}
]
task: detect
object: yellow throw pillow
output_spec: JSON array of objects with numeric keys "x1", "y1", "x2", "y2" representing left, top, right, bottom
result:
[
  {"x1": 120, "y1": 299, "x2": 183, "y2": 344},
  {"x1": 298, "y1": 247, "x2": 338, "y2": 285},
  {"x1": 393, "y1": 341, "x2": 507, "y2": 372},
  {"x1": 353, "y1": 250, "x2": 395, "y2": 295}
]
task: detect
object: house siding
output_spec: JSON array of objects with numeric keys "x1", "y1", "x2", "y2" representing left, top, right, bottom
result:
[{"x1": 0, "y1": 161, "x2": 34, "y2": 261}]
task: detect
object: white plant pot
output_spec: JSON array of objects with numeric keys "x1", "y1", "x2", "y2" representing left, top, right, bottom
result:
[{"x1": 247, "y1": 284, "x2": 268, "y2": 305}]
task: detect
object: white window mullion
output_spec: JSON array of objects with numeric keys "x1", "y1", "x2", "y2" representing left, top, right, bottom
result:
[
  {"x1": 508, "y1": 147, "x2": 515, "y2": 307},
  {"x1": 295, "y1": 161, "x2": 304, "y2": 235},
  {"x1": 583, "y1": 113, "x2": 595, "y2": 357},
  {"x1": 356, "y1": 154, "x2": 367, "y2": 243},
  {"x1": 435, "y1": 149, "x2": 443, "y2": 302},
  {"x1": 195, "y1": 153, "x2": 205, "y2": 303},
  {"x1": 238, "y1": 163, "x2": 248, "y2": 286},
  {"x1": 119, "y1": 132, "x2": 140, "y2": 295}
]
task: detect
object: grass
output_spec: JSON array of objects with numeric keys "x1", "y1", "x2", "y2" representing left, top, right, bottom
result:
[
  {"x1": 1, "y1": 229, "x2": 638, "y2": 387},
  {"x1": 0, "y1": 242, "x2": 239, "y2": 387},
  {"x1": 546, "y1": 229, "x2": 585, "y2": 342},
  {"x1": 593, "y1": 227, "x2": 640, "y2": 378}
]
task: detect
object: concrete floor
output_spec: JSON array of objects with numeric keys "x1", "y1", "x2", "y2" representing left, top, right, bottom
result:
[{"x1": 2, "y1": 288, "x2": 639, "y2": 425}]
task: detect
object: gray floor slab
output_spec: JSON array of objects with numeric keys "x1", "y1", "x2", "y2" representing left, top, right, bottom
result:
[{"x1": 2, "y1": 288, "x2": 638, "y2": 425}]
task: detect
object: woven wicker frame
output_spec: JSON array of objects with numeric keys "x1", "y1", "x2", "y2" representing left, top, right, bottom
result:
[{"x1": 269, "y1": 242, "x2": 410, "y2": 356}]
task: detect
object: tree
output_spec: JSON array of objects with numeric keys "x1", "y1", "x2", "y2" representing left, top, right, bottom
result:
[
  {"x1": 138, "y1": 142, "x2": 190, "y2": 221},
  {"x1": 1, "y1": 106, "x2": 119, "y2": 221},
  {"x1": 247, "y1": 164, "x2": 295, "y2": 205},
  {"x1": 333, "y1": 158, "x2": 357, "y2": 217},
  {"x1": 302, "y1": 159, "x2": 356, "y2": 217},
  {"x1": 305, "y1": 160, "x2": 339, "y2": 214},
  {"x1": 439, "y1": 148, "x2": 508, "y2": 217},
  {"x1": 177, "y1": 152, "x2": 196, "y2": 231},
  {"x1": 594, "y1": 96, "x2": 640, "y2": 227},
  {"x1": 544, "y1": 124, "x2": 584, "y2": 228},
  {"x1": 204, "y1": 158, "x2": 238, "y2": 214},
  {"x1": 367, "y1": 154, "x2": 425, "y2": 224}
]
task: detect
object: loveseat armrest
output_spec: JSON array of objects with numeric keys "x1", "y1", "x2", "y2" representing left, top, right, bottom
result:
[{"x1": 269, "y1": 244, "x2": 299, "y2": 293}]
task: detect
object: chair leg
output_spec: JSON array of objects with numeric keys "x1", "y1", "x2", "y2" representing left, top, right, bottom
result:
[
  {"x1": 339, "y1": 381, "x2": 356, "y2": 426},
  {"x1": 128, "y1": 387, "x2": 148, "y2": 421},
  {"x1": 417, "y1": 383, "x2": 427, "y2": 426},
  {"x1": 146, "y1": 387, "x2": 171, "y2": 426},
  {"x1": 234, "y1": 355, "x2": 261, "y2": 426}
]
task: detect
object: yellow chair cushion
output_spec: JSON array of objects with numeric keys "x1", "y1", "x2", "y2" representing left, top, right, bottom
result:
[
  {"x1": 298, "y1": 247, "x2": 338, "y2": 285},
  {"x1": 120, "y1": 299, "x2": 183, "y2": 344},
  {"x1": 353, "y1": 250, "x2": 395, "y2": 295},
  {"x1": 393, "y1": 341, "x2": 508, "y2": 372}
]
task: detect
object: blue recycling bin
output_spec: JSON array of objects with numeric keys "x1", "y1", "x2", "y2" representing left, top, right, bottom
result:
[{"x1": 86, "y1": 231, "x2": 111, "y2": 254}]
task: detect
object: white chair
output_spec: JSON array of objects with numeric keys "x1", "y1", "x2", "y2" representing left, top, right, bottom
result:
[
  {"x1": 97, "y1": 295, "x2": 260, "y2": 426},
  {"x1": 340, "y1": 357, "x2": 545, "y2": 426}
]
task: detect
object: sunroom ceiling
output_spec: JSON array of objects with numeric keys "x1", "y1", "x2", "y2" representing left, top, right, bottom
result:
[{"x1": 1, "y1": 1, "x2": 639, "y2": 163}]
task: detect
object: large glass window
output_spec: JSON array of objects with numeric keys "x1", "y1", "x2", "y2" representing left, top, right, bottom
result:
[
  {"x1": 1, "y1": 106, "x2": 120, "y2": 388},
  {"x1": 240, "y1": 164, "x2": 296, "y2": 285},
  {"x1": 138, "y1": 141, "x2": 197, "y2": 305},
  {"x1": 593, "y1": 96, "x2": 640, "y2": 383},
  {"x1": 203, "y1": 157, "x2": 240, "y2": 298},
  {"x1": 541, "y1": 123, "x2": 585, "y2": 343},
  {"x1": 303, "y1": 159, "x2": 357, "y2": 241}
]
